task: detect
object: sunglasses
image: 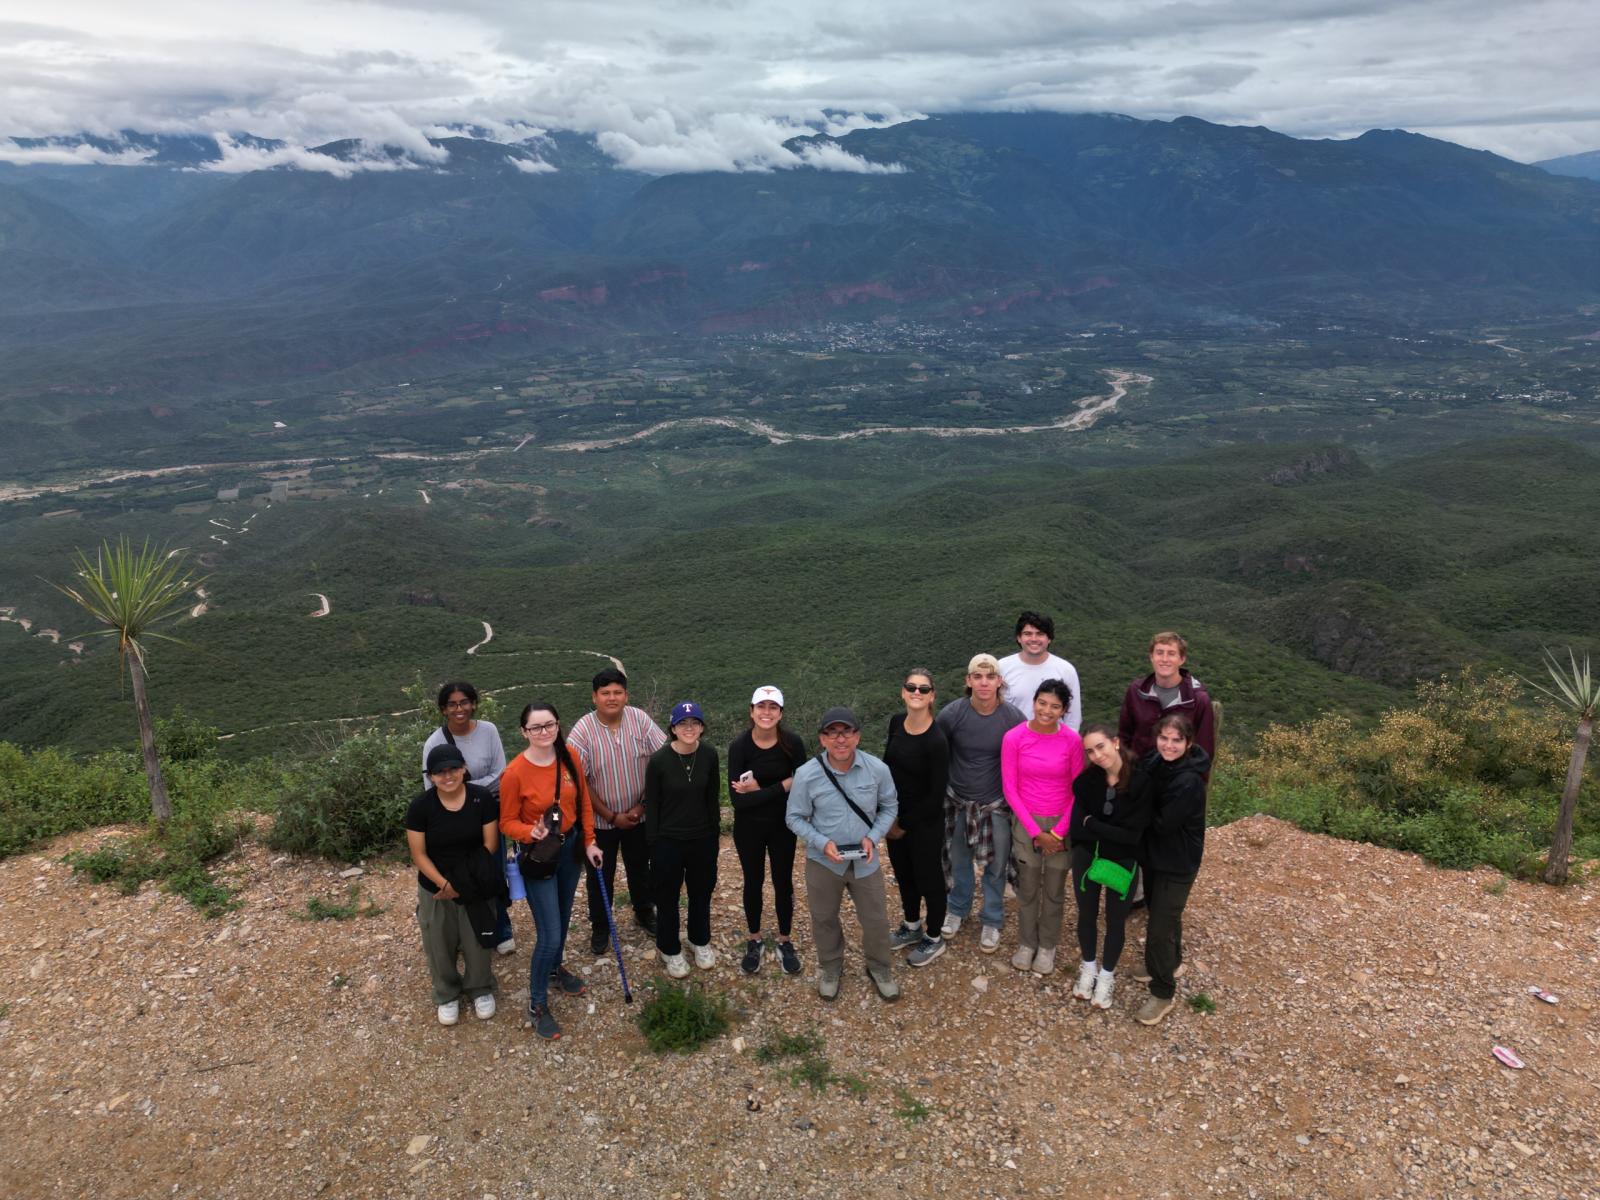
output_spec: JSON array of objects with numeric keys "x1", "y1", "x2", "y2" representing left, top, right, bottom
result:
[{"x1": 902, "y1": 683, "x2": 934, "y2": 694}]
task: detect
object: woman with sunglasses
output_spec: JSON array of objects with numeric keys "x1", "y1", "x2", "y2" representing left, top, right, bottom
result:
[
  {"x1": 999, "y1": 679, "x2": 1084, "y2": 976},
  {"x1": 1067, "y1": 723, "x2": 1153, "y2": 1010},
  {"x1": 422, "y1": 681, "x2": 513, "y2": 954},
  {"x1": 882, "y1": 668, "x2": 951, "y2": 967},
  {"x1": 500, "y1": 701, "x2": 603, "y2": 1041},
  {"x1": 729, "y1": 686, "x2": 808, "y2": 976}
]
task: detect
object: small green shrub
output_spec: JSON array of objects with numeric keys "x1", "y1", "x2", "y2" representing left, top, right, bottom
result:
[
  {"x1": 1188, "y1": 992, "x2": 1217, "y2": 1014},
  {"x1": 62, "y1": 803, "x2": 247, "y2": 917},
  {"x1": 636, "y1": 983, "x2": 731, "y2": 1053},
  {"x1": 268, "y1": 723, "x2": 426, "y2": 861},
  {"x1": 754, "y1": 1028, "x2": 824, "y2": 1064},
  {"x1": 787, "y1": 1055, "x2": 835, "y2": 1092}
]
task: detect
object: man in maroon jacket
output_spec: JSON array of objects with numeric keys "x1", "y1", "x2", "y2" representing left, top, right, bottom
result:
[{"x1": 1118, "y1": 632, "x2": 1216, "y2": 763}]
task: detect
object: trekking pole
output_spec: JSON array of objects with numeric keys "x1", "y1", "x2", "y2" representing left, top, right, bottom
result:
[{"x1": 592, "y1": 866, "x2": 633, "y2": 1003}]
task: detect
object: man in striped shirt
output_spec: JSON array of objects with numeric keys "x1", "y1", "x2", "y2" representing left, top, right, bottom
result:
[{"x1": 568, "y1": 668, "x2": 668, "y2": 955}]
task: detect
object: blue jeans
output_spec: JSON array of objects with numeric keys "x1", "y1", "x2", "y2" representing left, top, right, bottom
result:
[
  {"x1": 525, "y1": 842, "x2": 582, "y2": 1009},
  {"x1": 946, "y1": 800, "x2": 1011, "y2": 928}
]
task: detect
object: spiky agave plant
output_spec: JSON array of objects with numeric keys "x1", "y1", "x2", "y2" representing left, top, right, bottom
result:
[
  {"x1": 52, "y1": 538, "x2": 205, "y2": 827},
  {"x1": 1521, "y1": 648, "x2": 1598, "y2": 885}
]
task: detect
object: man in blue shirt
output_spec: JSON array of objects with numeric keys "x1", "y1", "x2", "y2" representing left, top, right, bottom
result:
[{"x1": 787, "y1": 706, "x2": 900, "y2": 1002}]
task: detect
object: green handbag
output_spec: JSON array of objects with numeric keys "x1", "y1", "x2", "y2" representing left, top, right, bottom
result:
[{"x1": 1081, "y1": 843, "x2": 1135, "y2": 899}]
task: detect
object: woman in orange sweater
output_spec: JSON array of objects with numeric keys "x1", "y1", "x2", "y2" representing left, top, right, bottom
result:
[{"x1": 500, "y1": 700, "x2": 602, "y2": 1041}]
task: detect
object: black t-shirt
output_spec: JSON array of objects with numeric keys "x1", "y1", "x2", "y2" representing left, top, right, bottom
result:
[
  {"x1": 882, "y1": 714, "x2": 950, "y2": 831},
  {"x1": 727, "y1": 729, "x2": 807, "y2": 823},
  {"x1": 404, "y1": 783, "x2": 498, "y2": 893}
]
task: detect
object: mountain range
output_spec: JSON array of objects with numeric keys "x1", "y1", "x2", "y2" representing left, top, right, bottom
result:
[{"x1": 3, "y1": 112, "x2": 1599, "y2": 419}]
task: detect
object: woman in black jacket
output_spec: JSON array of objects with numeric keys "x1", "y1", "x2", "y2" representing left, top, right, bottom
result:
[
  {"x1": 1134, "y1": 712, "x2": 1211, "y2": 1026},
  {"x1": 728, "y1": 685, "x2": 808, "y2": 976},
  {"x1": 1067, "y1": 723, "x2": 1152, "y2": 1010},
  {"x1": 882, "y1": 667, "x2": 952, "y2": 969}
]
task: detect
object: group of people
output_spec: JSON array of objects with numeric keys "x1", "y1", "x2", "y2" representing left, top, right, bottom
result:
[{"x1": 403, "y1": 613, "x2": 1216, "y2": 1039}]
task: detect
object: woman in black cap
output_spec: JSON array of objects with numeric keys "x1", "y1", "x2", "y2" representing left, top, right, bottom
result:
[
  {"x1": 405, "y1": 743, "x2": 502, "y2": 1025},
  {"x1": 645, "y1": 701, "x2": 722, "y2": 979}
]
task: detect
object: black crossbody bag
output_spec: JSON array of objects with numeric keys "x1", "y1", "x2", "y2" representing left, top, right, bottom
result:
[
  {"x1": 815, "y1": 754, "x2": 875, "y2": 827},
  {"x1": 516, "y1": 766, "x2": 566, "y2": 881}
]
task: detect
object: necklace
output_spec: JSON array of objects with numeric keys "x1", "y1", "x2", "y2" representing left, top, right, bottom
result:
[{"x1": 676, "y1": 749, "x2": 698, "y2": 781}]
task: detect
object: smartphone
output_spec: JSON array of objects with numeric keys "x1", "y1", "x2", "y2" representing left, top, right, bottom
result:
[{"x1": 738, "y1": 771, "x2": 755, "y2": 784}]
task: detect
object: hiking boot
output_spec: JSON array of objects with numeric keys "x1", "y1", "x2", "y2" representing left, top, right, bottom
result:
[
  {"x1": 590, "y1": 928, "x2": 610, "y2": 956},
  {"x1": 495, "y1": 937, "x2": 517, "y2": 956},
  {"x1": 817, "y1": 966, "x2": 842, "y2": 1001},
  {"x1": 941, "y1": 914, "x2": 962, "y2": 938},
  {"x1": 690, "y1": 941, "x2": 717, "y2": 970},
  {"x1": 473, "y1": 993, "x2": 497, "y2": 1020},
  {"x1": 740, "y1": 938, "x2": 764, "y2": 975},
  {"x1": 979, "y1": 925, "x2": 1001, "y2": 953},
  {"x1": 528, "y1": 1001, "x2": 560, "y2": 1040},
  {"x1": 661, "y1": 950, "x2": 690, "y2": 979},
  {"x1": 889, "y1": 921, "x2": 923, "y2": 950},
  {"x1": 549, "y1": 965, "x2": 587, "y2": 995},
  {"x1": 1072, "y1": 961, "x2": 1097, "y2": 1001},
  {"x1": 866, "y1": 965, "x2": 901, "y2": 1002},
  {"x1": 1133, "y1": 962, "x2": 1185, "y2": 984},
  {"x1": 1011, "y1": 945, "x2": 1036, "y2": 971},
  {"x1": 635, "y1": 909, "x2": 658, "y2": 937},
  {"x1": 436, "y1": 1000, "x2": 460, "y2": 1026},
  {"x1": 1135, "y1": 994, "x2": 1175, "y2": 1026},
  {"x1": 907, "y1": 935, "x2": 946, "y2": 968},
  {"x1": 777, "y1": 940, "x2": 802, "y2": 975},
  {"x1": 1091, "y1": 972, "x2": 1115, "y2": 1010},
  {"x1": 1031, "y1": 947, "x2": 1056, "y2": 976}
]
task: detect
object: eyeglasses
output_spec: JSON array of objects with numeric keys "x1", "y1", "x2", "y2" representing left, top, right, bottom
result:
[
  {"x1": 444, "y1": 699, "x2": 475, "y2": 710},
  {"x1": 820, "y1": 728, "x2": 859, "y2": 739},
  {"x1": 523, "y1": 721, "x2": 559, "y2": 734},
  {"x1": 902, "y1": 683, "x2": 934, "y2": 694}
]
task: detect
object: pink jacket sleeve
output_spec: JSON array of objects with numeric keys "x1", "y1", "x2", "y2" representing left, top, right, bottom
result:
[
  {"x1": 1001, "y1": 726, "x2": 1044, "y2": 839},
  {"x1": 1049, "y1": 733, "x2": 1086, "y2": 838}
]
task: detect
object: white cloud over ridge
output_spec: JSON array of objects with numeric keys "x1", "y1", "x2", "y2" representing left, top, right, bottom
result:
[{"x1": 0, "y1": 0, "x2": 1594, "y2": 174}]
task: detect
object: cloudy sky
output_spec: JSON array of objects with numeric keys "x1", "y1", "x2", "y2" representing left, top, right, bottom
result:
[{"x1": 0, "y1": 0, "x2": 1595, "y2": 172}]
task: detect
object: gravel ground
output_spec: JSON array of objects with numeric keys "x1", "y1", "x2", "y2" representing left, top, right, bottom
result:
[{"x1": 2, "y1": 814, "x2": 1597, "y2": 1199}]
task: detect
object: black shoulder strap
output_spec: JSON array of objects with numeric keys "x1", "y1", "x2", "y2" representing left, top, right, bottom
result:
[
  {"x1": 439, "y1": 724, "x2": 458, "y2": 747},
  {"x1": 815, "y1": 754, "x2": 874, "y2": 828}
]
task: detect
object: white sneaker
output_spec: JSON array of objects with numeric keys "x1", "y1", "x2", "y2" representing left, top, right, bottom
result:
[
  {"x1": 1011, "y1": 945, "x2": 1035, "y2": 971},
  {"x1": 473, "y1": 993, "x2": 496, "y2": 1020},
  {"x1": 941, "y1": 914, "x2": 962, "y2": 938},
  {"x1": 690, "y1": 941, "x2": 717, "y2": 970},
  {"x1": 979, "y1": 925, "x2": 1001, "y2": 953},
  {"x1": 436, "y1": 1000, "x2": 460, "y2": 1026},
  {"x1": 495, "y1": 937, "x2": 516, "y2": 956},
  {"x1": 1031, "y1": 948, "x2": 1056, "y2": 976},
  {"x1": 661, "y1": 950, "x2": 690, "y2": 979},
  {"x1": 1091, "y1": 972, "x2": 1115, "y2": 1010},
  {"x1": 1072, "y1": 961, "x2": 1097, "y2": 1001}
]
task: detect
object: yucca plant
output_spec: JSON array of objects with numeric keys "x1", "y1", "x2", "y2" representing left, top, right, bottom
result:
[
  {"x1": 52, "y1": 538, "x2": 205, "y2": 827},
  {"x1": 1522, "y1": 648, "x2": 1598, "y2": 885}
]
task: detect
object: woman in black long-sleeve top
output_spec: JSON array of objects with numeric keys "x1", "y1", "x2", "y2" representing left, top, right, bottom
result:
[
  {"x1": 1067, "y1": 722, "x2": 1153, "y2": 1011},
  {"x1": 1134, "y1": 711, "x2": 1211, "y2": 1026},
  {"x1": 882, "y1": 667, "x2": 951, "y2": 968},
  {"x1": 728, "y1": 685, "x2": 808, "y2": 976},
  {"x1": 645, "y1": 701, "x2": 722, "y2": 979}
]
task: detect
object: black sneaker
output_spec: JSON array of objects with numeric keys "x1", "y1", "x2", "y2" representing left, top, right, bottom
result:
[
  {"x1": 635, "y1": 909, "x2": 658, "y2": 937},
  {"x1": 549, "y1": 965, "x2": 588, "y2": 996},
  {"x1": 777, "y1": 940, "x2": 802, "y2": 976},
  {"x1": 529, "y1": 1002, "x2": 560, "y2": 1040},
  {"x1": 590, "y1": 928, "x2": 610, "y2": 956},
  {"x1": 888, "y1": 921, "x2": 923, "y2": 951},
  {"x1": 740, "y1": 938, "x2": 764, "y2": 975}
]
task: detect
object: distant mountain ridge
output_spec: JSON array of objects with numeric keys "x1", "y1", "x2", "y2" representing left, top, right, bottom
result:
[
  {"x1": 1536, "y1": 148, "x2": 1600, "y2": 182},
  {"x1": 2, "y1": 112, "x2": 1599, "y2": 406}
]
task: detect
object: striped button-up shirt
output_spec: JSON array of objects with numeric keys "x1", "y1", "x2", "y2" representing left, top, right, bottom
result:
[{"x1": 567, "y1": 706, "x2": 667, "y2": 829}]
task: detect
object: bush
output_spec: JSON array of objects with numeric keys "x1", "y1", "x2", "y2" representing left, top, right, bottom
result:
[
  {"x1": 63, "y1": 802, "x2": 248, "y2": 918},
  {"x1": 636, "y1": 983, "x2": 731, "y2": 1053},
  {"x1": 268, "y1": 723, "x2": 426, "y2": 862},
  {"x1": 0, "y1": 743, "x2": 149, "y2": 859}
]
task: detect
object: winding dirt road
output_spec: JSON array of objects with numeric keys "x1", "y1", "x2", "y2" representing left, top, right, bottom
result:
[
  {"x1": 466, "y1": 621, "x2": 493, "y2": 655},
  {"x1": 308, "y1": 593, "x2": 330, "y2": 618}
]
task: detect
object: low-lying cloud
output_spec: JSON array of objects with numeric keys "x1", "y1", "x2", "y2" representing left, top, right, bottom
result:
[{"x1": 0, "y1": 0, "x2": 1593, "y2": 173}]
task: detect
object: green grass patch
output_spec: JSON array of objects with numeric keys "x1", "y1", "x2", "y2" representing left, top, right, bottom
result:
[
  {"x1": 894, "y1": 1088, "x2": 931, "y2": 1123},
  {"x1": 62, "y1": 804, "x2": 248, "y2": 918},
  {"x1": 297, "y1": 886, "x2": 384, "y2": 921},
  {"x1": 636, "y1": 983, "x2": 732, "y2": 1053},
  {"x1": 1188, "y1": 992, "x2": 1217, "y2": 1015},
  {"x1": 754, "y1": 1028, "x2": 824, "y2": 1064}
]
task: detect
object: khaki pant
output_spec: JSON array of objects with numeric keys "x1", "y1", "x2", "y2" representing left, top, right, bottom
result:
[
  {"x1": 416, "y1": 883, "x2": 496, "y2": 1006},
  {"x1": 1011, "y1": 815, "x2": 1070, "y2": 952},
  {"x1": 804, "y1": 858, "x2": 892, "y2": 975}
]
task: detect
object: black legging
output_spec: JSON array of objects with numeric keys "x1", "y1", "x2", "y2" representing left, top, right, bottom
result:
[
  {"x1": 883, "y1": 818, "x2": 946, "y2": 934},
  {"x1": 732, "y1": 816, "x2": 796, "y2": 936},
  {"x1": 1071, "y1": 843, "x2": 1134, "y2": 970}
]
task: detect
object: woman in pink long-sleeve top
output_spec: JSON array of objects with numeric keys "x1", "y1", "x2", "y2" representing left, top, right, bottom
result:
[{"x1": 1000, "y1": 678, "x2": 1085, "y2": 975}]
